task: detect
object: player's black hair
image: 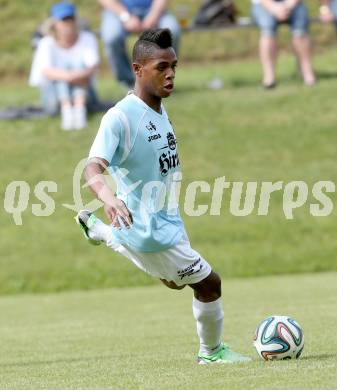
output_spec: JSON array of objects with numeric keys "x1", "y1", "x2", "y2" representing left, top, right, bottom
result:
[{"x1": 132, "y1": 28, "x2": 173, "y2": 63}]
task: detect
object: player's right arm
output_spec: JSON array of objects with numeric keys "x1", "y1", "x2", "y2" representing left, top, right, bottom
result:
[
  {"x1": 85, "y1": 158, "x2": 133, "y2": 229},
  {"x1": 87, "y1": 110, "x2": 133, "y2": 229}
]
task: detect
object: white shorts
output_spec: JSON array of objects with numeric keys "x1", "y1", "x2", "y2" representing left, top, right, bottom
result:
[{"x1": 112, "y1": 232, "x2": 212, "y2": 287}]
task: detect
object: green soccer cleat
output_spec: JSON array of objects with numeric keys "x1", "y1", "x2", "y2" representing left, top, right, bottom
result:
[
  {"x1": 75, "y1": 210, "x2": 102, "y2": 246},
  {"x1": 198, "y1": 343, "x2": 252, "y2": 365}
]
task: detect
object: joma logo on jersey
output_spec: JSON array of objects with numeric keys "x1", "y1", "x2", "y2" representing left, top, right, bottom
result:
[
  {"x1": 148, "y1": 133, "x2": 162, "y2": 142},
  {"x1": 146, "y1": 121, "x2": 157, "y2": 132}
]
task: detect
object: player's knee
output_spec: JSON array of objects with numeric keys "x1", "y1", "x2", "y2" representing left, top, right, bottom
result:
[
  {"x1": 205, "y1": 271, "x2": 221, "y2": 299},
  {"x1": 190, "y1": 271, "x2": 222, "y2": 301}
]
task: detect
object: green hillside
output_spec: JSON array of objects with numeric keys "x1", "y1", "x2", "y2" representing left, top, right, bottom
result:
[
  {"x1": 1, "y1": 49, "x2": 337, "y2": 293},
  {"x1": 1, "y1": 0, "x2": 335, "y2": 78}
]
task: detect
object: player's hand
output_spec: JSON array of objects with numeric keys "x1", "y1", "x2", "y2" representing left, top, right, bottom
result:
[
  {"x1": 141, "y1": 13, "x2": 159, "y2": 30},
  {"x1": 284, "y1": 0, "x2": 297, "y2": 11},
  {"x1": 67, "y1": 71, "x2": 89, "y2": 86},
  {"x1": 272, "y1": 4, "x2": 290, "y2": 21},
  {"x1": 123, "y1": 15, "x2": 142, "y2": 33},
  {"x1": 104, "y1": 198, "x2": 133, "y2": 229}
]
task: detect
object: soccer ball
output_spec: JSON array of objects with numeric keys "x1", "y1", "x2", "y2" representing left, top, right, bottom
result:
[{"x1": 253, "y1": 315, "x2": 304, "y2": 360}]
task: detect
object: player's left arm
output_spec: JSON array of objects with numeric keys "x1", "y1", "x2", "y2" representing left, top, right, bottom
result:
[{"x1": 142, "y1": 0, "x2": 170, "y2": 29}]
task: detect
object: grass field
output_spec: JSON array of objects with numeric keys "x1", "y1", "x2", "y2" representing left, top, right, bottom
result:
[
  {"x1": 1, "y1": 50, "x2": 337, "y2": 293},
  {"x1": 0, "y1": 272, "x2": 336, "y2": 389},
  {"x1": 2, "y1": 4, "x2": 337, "y2": 388}
]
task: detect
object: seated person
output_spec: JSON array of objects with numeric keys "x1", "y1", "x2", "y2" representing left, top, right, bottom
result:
[
  {"x1": 251, "y1": 0, "x2": 316, "y2": 88},
  {"x1": 98, "y1": 0, "x2": 181, "y2": 87},
  {"x1": 29, "y1": 2, "x2": 100, "y2": 130},
  {"x1": 319, "y1": 1, "x2": 337, "y2": 27}
]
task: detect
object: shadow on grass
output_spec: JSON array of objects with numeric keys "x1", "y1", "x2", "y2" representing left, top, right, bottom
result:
[
  {"x1": 227, "y1": 78, "x2": 261, "y2": 88},
  {"x1": 315, "y1": 70, "x2": 337, "y2": 80},
  {"x1": 0, "y1": 354, "x2": 116, "y2": 368},
  {"x1": 3, "y1": 353, "x2": 336, "y2": 369},
  {"x1": 301, "y1": 353, "x2": 337, "y2": 361}
]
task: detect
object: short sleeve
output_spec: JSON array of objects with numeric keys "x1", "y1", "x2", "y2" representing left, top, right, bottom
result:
[{"x1": 88, "y1": 110, "x2": 122, "y2": 165}]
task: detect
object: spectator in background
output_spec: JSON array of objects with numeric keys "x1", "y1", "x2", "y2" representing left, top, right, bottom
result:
[
  {"x1": 251, "y1": 0, "x2": 316, "y2": 88},
  {"x1": 29, "y1": 2, "x2": 100, "y2": 130},
  {"x1": 98, "y1": 0, "x2": 181, "y2": 87},
  {"x1": 319, "y1": 1, "x2": 337, "y2": 26}
]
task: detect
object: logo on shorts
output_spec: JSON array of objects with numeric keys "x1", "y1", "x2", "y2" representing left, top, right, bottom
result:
[{"x1": 177, "y1": 258, "x2": 203, "y2": 280}]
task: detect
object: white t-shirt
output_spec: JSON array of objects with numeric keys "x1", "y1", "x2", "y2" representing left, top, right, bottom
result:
[{"x1": 29, "y1": 31, "x2": 99, "y2": 87}]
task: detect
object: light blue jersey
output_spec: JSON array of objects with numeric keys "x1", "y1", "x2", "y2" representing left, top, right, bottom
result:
[{"x1": 89, "y1": 93, "x2": 184, "y2": 252}]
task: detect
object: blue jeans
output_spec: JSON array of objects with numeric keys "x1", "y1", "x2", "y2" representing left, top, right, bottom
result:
[
  {"x1": 100, "y1": 8, "x2": 181, "y2": 86},
  {"x1": 330, "y1": 0, "x2": 337, "y2": 28},
  {"x1": 56, "y1": 81, "x2": 86, "y2": 101},
  {"x1": 252, "y1": 1, "x2": 309, "y2": 37},
  {"x1": 40, "y1": 81, "x2": 100, "y2": 116}
]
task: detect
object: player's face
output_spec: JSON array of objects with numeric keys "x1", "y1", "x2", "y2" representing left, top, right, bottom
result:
[{"x1": 137, "y1": 48, "x2": 178, "y2": 98}]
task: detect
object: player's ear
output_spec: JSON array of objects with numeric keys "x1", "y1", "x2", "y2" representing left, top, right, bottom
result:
[{"x1": 132, "y1": 62, "x2": 143, "y2": 77}]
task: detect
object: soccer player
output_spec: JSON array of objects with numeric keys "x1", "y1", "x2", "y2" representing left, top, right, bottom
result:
[{"x1": 76, "y1": 28, "x2": 251, "y2": 364}]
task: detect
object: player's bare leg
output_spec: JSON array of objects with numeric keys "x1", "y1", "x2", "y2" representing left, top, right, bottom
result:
[
  {"x1": 292, "y1": 34, "x2": 316, "y2": 86},
  {"x1": 259, "y1": 35, "x2": 277, "y2": 88},
  {"x1": 76, "y1": 212, "x2": 251, "y2": 364}
]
